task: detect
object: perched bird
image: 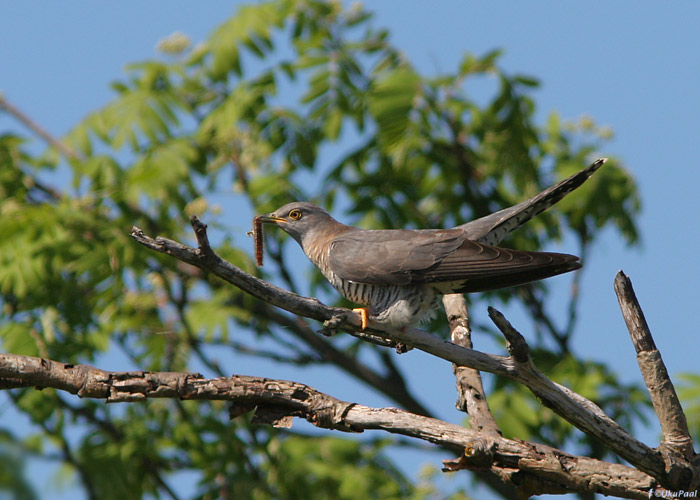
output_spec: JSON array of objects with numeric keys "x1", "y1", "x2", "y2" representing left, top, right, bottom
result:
[{"x1": 257, "y1": 159, "x2": 606, "y2": 329}]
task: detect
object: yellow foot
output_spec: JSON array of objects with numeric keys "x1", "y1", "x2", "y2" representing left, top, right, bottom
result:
[{"x1": 352, "y1": 308, "x2": 368, "y2": 330}]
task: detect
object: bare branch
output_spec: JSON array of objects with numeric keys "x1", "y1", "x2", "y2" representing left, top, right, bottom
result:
[
  {"x1": 614, "y1": 271, "x2": 697, "y2": 482},
  {"x1": 487, "y1": 306, "x2": 669, "y2": 481},
  {"x1": 614, "y1": 271, "x2": 693, "y2": 451},
  {"x1": 442, "y1": 293, "x2": 500, "y2": 435},
  {"x1": 442, "y1": 294, "x2": 514, "y2": 499},
  {"x1": 131, "y1": 221, "x2": 352, "y2": 326},
  {"x1": 518, "y1": 285, "x2": 569, "y2": 352},
  {"x1": 0, "y1": 94, "x2": 82, "y2": 161},
  {"x1": 0, "y1": 352, "x2": 656, "y2": 499}
]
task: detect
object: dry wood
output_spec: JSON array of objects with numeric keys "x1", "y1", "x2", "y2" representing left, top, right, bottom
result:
[
  {"x1": 0, "y1": 352, "x2": 656, "y2": 499},
  {"x1": 615, "y1": 271, "x2": 697, "y2": 488},
  {"x1": 442, "y1": 293, "x2": 500, "y2": 435}
]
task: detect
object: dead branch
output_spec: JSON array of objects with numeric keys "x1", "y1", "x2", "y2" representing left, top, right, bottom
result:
[
  {"x1": 614, "y1": 271, "x2": 698, "y2": 488},
  {"x1": 442, "y1": 293, "x2": 500, "y2": 435},
  {"x1": 442, "y1": 294, "x2": 515, "y2": 499},
  {"x1": 0, "y1": 352, "x2": 655, "y2": 499}
]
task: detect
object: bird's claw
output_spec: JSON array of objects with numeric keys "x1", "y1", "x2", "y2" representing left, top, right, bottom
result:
[
  {"x1": 319, "y1": 308, "x2": 368, "y2": 336},
  {"x1": 319, "y1": 313, "x2": 346, "y2": 336},
  {"x1": 395, "y1": 343, "x2": 409, "y2": 354}
]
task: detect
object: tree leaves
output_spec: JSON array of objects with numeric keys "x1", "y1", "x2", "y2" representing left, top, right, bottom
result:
[
  {"x1": 206, "y1": 2, "x2": 286, "y2": 81},
  {"x1": 369, "y1": 67, "x2": 423, "y2": 154}
]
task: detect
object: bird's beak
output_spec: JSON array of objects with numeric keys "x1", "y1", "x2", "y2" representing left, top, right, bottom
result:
[{"x1": 256, "y1": 214, "x2": 287, "y2": 224}]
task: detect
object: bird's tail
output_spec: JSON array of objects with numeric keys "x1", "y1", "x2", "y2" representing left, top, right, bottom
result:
[
  {"x1": 446, "y1": 250, "x2": 582, "y2": 294},
  {"x1": 457, "y1": 158, "x2": 607, "y2": 245}
]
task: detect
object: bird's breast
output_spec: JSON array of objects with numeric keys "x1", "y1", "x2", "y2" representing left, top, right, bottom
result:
[
  {"x1": 303, "y1": 235, "x2": 437, "y2": 327},
  {"x1": 329, "y1": 272, "x2": 438, "y2": 327}
]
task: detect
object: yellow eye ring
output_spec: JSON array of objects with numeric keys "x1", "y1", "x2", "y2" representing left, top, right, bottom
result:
[{"x1": 288, "y1": 209, "x2": 302, "y2": 220}]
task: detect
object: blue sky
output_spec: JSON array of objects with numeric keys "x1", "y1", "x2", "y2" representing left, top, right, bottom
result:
[{"x1": 2, "y1": 2, "x2": 699, "y2": 499}]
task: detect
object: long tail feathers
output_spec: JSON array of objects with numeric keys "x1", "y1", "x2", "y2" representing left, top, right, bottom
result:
[{"x1": 457, "y1": 158, "x2": 607, "y2": 245}]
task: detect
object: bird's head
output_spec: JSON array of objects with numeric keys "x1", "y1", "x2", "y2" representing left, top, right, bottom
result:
[{"x1": 256, "y1": 202, "x2": 338, "y2": 247}]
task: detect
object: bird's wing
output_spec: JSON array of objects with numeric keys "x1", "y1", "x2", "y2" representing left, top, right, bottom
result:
[
  {"x1": 328, "y1": 229, "x2": 580, "y2": 290},
  {"x1": 457, "y1": 158, "x2": 606, "y2": 245},
  {"x1": 327, "y1": 229, "x2": 465, "y2": 285}
]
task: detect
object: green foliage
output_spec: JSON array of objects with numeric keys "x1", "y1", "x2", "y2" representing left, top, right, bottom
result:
[
  {"x1": 0, "y1": 1, "x2": 647, "y2": 498},
  {"x1": 677, "y1": 374, "x2": 700, "y2": 445},
  {"x1": 0, "y1": 434, "x2": 37, "y2": 500},
  {"x1": 254, "y1": 436, "x2": 415, "y2": 500}
]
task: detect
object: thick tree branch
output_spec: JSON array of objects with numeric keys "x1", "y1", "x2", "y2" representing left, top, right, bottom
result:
[
  {"x1": 0, "y1": 352, "x2": 656, "y2": 499},
  {"x1": 442, "y1": 294, "x2": 515, "y2": 499}
]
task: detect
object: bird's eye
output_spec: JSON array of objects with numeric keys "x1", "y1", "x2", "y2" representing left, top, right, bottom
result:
[{"x1": 288, "y1": 209, "x2": 302, "y2": 220}]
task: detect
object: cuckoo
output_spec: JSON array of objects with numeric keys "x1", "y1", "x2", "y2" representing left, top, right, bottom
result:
[{"x1": 256, "y1": 159, "x2": 606, "y2": 329}]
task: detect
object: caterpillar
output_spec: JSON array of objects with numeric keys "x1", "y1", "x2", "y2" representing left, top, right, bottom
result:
[{"x1": 253, "y1": 216, "x2": 264, "y2": 266}]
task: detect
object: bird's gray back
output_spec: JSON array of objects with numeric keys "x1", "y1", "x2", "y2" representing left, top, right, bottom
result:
[{"x1": 327, "y1": 228, "x2": 466, "y2": 285}]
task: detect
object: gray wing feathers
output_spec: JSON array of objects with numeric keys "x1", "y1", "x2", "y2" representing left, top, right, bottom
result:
[
  {"x1": 458, "y1": 158, "x2": 606, "y2": 245},
  {"x1": 328, "y1": 229, "x2": 465, "y2": 285},
  {"x1": 328, "y1": 229, "x2": 580, "y2": 289}
]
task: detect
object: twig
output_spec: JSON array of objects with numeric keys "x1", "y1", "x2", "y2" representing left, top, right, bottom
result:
[
  {"x1": 0, "y1": 94, "x2": 82, "y2": 161},
  {"x1": 519, "y1": 285, "x2": 568, "y2": 353},
  {"x1": 562, "y1": 233, "x2": 588, "y2": 339}
]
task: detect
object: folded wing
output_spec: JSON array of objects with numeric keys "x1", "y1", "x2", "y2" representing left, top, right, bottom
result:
[{"x1": 328, "y1": 228, "x2": 580, "y2": 292}]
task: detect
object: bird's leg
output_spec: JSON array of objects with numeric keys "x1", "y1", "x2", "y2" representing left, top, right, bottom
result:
[
  {"x1": 319, "y1": 308, "x2": 368, "y2": 336},
  {"x1": 319, "y1": 314, "x2": 344, "y2": 336},
  {"x1": 352, "y1": 308, "x2": 368, "y2": 330}
]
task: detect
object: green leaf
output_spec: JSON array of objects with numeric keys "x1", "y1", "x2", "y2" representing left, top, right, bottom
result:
[
  {"x1": 368, "y1": 67, "x2": 421, "y2": 150},
  {"x1": 207, "y1": 2, "x2": 287, "y2": 80},
  {"x1": 324, "y1": 108, "x2": 343, "y2": 140}
]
